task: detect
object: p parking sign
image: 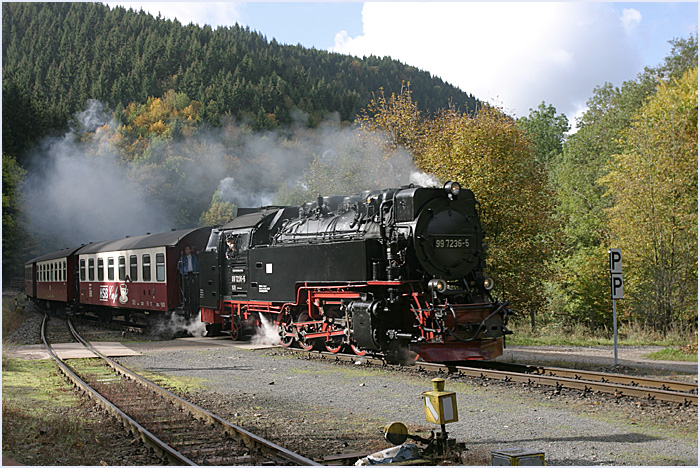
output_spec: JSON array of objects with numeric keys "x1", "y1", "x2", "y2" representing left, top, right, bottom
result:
[
  {"x1": 608, "y1": 249, "x2": 622, "y2": 365},
  {"x1": 609, "y1": 248, "x2": 622, "y2": 274},
  {"x1": 608, "y1": 249, "x2": 623, "y2": 299}
]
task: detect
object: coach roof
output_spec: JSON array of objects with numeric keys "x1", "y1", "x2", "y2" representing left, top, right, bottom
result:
[
  {"x1": 26, "y1": 246, "x2": 84, "y2": 264},
  {"x1": 77, "y1": 227, "x2": 211, "y2": 255}
]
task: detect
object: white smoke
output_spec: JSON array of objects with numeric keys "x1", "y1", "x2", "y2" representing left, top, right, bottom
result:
[
  {"x1": 410, "y1": 171, "x2": 440, "y2": 188},
  {"x1": 23, "y1": 100, "x2": 439, "y2": 254},
  {"x1": 216, "y1": 176, "x2": 276, "y2": 207},
  {"x1": 23, "y1": 101, "x2": 171, "y2": 250},
  {"x1": 153, "y1": 312, "x2": 208, "y2": 338},
  {"x1": 250, "y1": 313, "x2": 280, "y2": 346}
]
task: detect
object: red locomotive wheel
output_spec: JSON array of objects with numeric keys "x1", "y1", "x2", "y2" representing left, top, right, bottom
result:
[
  {"x1": 230, "y1": 320, "x2": 241, "y2": 341},
  {"x1": 350, "y1": 343, "x2": 366, "y2": 356},
  {"x1": 298, "y1": 338, "x2": 314, "y2": 351},
  {"x1": 279, "y1": 325, "x2": 295, "y2": 348},
  {"x1": 324, "y1": 337, "x2": 343, "y2": 354}
]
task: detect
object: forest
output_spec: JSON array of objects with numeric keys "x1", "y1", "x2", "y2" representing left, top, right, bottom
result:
[{"x1": 2, "y1": 2, "x2": 697, "y2": 340}]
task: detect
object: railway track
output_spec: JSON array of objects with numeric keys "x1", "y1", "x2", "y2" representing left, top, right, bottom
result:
[
  {"x1": 41, "y1": 315, "x2": 319, "y2": 466},
  {"x1": 284, "y1": 348, "x2": 698, "y2": 406}
]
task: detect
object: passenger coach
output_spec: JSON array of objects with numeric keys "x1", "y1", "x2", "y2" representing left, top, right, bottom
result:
[
  {"x1": 25, "y1": 227, "x2": 211, "y2": 322},
  {"x1": 25, "y1": 246, "x2": 82, "y2": 309}
]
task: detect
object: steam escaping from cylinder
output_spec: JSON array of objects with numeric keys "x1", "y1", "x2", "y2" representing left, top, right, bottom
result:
[
  {"x1": 152, "y1": 312, "x2": 208, "y2": 339},
  {"x1": 251, "y1": 313, "x2": 281, "y2": 346}
]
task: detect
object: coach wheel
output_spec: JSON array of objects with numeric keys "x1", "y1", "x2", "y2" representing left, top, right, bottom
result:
[
  {"x1": 324, "y1": 336, "x2": 343, "y2": 354},
  {"x1": 350, "y1": 342, "x2": 366, "y2": 356}
]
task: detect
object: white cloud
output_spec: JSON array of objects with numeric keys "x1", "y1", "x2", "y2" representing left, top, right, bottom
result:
[
  {"x1": 333, "y1": 2, "x2": 644, "y2": 122},
  {"x1": 621, "y1": 8, "x2": 642, "y2": 34},
  {"x1": 105, "y1": 2, "x2": 243, "y2": 28}
]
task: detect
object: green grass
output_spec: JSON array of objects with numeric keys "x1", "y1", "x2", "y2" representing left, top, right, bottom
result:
[
  {"x1": 507, "y1": 320, "x2": 697, "y2": 349},
  {"x1": 1, "y1": 358, "x2": 111, "y2": 464},
  {"x1": 643, "y1": 347, "x2": 698, "y2": 362}
]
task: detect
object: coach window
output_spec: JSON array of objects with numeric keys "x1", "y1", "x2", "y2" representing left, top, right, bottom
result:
[
  {"x1": 142, "y1": 254, "x2": 151, "y2": 282},
  {"x1": 80, "y1": 260, "x2": 86, "y2": 281},
  {"x1": 108, "y1": 257, "x2": 115, "y2": 281},
  {"x1": 63, "y1": 261, "x2": 67, "y2": 282},
  {"x1": 89, "y1": 258, "x2": 95, "y2": 281},
  {"x1": 118, "y1": 256, "x2": 126, "y2": 281},
  {"x1": 129, "y1": 255, "x2": 138, "y2": 282},
  {"x1": 98, "y1": 258, "x2": 104, "y2": 281},
  {"x1": 156, "y1": 253, "x2": 165, "y2": 281},
  {"x1": 51, "y1": 263, "x2": 54, "y2": 282}
]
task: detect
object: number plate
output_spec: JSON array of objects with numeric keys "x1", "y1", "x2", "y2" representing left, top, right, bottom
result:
[{"x1": 433, "y1": 237, "x2": 470, "y2": 249}]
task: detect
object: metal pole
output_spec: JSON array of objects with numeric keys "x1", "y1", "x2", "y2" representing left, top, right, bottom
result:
[{"x1": 613, "y1": 298, "x2": 618, "y2": 365}]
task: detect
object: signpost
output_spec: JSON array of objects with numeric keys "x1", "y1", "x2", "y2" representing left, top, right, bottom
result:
[{"x1": 609, "y1": 249, "x2": 623, "y2": 365}]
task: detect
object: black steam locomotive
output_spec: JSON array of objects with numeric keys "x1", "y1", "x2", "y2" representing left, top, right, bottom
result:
[{"x1": 199, "y1": 182, "x2": 511, "y2": 362}]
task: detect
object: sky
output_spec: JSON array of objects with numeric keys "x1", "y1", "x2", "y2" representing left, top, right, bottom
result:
[{"x1": 105, "y1": 1, "x2": 697, "y2": 124}]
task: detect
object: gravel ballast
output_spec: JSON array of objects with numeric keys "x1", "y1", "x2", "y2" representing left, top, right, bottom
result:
[
  {"x1": 117, "y1": 339, "x2": 698, "y2": 465},
  {"x1": 4, "y1": 306, "x2": 697, "y2": 465}
]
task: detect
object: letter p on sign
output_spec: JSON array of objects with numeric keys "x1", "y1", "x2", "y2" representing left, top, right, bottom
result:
[
  {"x1": 609, "y1": 248, "x2": 622, "y2": 274},
  {"x1": 609, "y1": 249, "x2": 623, "y2": 299}
]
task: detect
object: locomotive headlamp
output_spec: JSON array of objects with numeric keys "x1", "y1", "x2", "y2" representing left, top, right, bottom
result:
[
  {"x1": 428, "y1": 278, "x2": 447, "y2": 293},
  {"x1": 443, "y1": 181, "x2": 461, "y2": 197},
  {"x1": 483, "y1": 277, "x2": 495, "y2": 291}
]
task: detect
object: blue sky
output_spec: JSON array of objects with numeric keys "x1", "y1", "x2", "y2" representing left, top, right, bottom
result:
[{"x1": 106, "y1": 2, "x2": 698, "y2": 123}]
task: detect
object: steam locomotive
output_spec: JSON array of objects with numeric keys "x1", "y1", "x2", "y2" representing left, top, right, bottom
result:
[
  {"x1": 24, "y1": 181, "x2": 511, "y2": 362},
  {"x1": 199, "y1": 181, "x2": 511, "y2": 362}
]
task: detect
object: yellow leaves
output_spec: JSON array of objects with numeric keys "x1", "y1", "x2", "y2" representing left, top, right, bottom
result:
[{"x1": 148, "y1": 120, "x2": 167, "y2": 135}]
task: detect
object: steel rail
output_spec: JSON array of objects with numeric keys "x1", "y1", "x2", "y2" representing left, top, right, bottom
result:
[
  {"x1": 287, "y1": 348, "x2": 697, "y2": 406},
  {"x1": 41, "y1": 314, "x2": 197, "y2": 465},
  {"x1": 438, "y1": 363, "x2": 698, "y2": 405},
  {"x1": 66, "y1": 319, "x2": 320, "y2": 466},
  {"x1": 473, "y1": 362, "x2": 698, "y2": 393}
]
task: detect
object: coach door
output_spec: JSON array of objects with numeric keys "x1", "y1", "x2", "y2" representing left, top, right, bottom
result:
[{"x1": 226, "y1": 231, "x2": 250, "y2": 298}]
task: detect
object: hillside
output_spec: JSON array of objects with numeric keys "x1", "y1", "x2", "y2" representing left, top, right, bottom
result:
[{"x1": 2, "y1": 1, "x2": 478, "y2": 158}]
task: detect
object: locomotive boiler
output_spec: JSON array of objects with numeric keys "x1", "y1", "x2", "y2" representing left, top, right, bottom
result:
[{"x1": 199, "y1": 182, "x2": 511, "y2": 362}]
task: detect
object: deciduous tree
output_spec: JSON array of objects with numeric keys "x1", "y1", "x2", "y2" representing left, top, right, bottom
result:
[{"x1": 600, "y1": 67, "x2": 698, "y2": 331}]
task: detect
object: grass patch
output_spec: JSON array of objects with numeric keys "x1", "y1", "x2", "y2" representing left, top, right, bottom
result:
[
  {"x1": 643, "y1": 347, "x2": 698, "y2": 362},
  {"x1": 2, "y1": 358, "x2": 117, "y2": 465},
  {"x1": 125, "y1": 366, "x2": 207, "y2": 393},
  {"x1": 508, "y1": 320, "x2": 697, "y2": 349}
]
